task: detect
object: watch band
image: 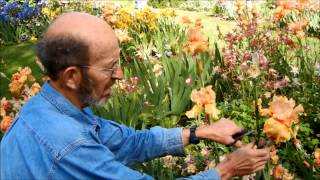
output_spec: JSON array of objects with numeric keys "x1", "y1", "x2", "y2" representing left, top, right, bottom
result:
[{"x1": 189, "y1": 126, "x2": 200, "y2": 144}]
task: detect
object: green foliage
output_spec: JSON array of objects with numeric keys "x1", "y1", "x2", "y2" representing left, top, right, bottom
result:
[
  {"x1": 211, "y1": 1, "x2": 227, "y2": 18},
  {"x1": 147, "y1": 0, "x2": 185, "y2": 8}
]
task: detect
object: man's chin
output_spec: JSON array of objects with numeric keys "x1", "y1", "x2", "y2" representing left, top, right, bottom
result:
[{"x1": 90, "y1": 97, "x2": 109, "y2": 108}]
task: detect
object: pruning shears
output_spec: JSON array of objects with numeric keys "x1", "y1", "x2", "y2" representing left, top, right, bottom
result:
[{"x1": 227, "y1": 129, "x2": 257, "y2": 147}]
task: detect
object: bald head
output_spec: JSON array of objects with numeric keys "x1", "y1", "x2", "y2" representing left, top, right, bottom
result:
[
  {"x1": 46, "y1": 12, "x2": 117, "y2": 46},
  {"x1": 36, "y1": 12, "x2": 119, "y2": 80}
]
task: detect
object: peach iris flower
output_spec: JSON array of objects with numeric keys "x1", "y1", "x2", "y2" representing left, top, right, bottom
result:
[
  {"x1": 183, "y1": 26, "x2": 209, "y2": 55},
  {"x1": 288, "y1": 19, "x2": 309, "y2": 38},
  {"x1": 260, "y1": 96, "x2": 304, "y2": 144},
  {"x1": 182, "y1": 16, "x2": 191, "y2": 24},
  {"x1": 273, "y1": 0, "x2": 295, "y2": 20},
  {"x1": 9, "y1": 67, "x2": 34, "y2": 96},
  {"x1": 186, "y1": 86, "x2": 220, "y2": 119}
]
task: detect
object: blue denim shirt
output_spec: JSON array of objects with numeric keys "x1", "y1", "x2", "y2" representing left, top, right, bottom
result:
[{"x1": 0, "y1": 82, "x2": 220, "y2": 180}]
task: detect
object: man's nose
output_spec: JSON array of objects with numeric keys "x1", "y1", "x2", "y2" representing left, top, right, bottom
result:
[{"x1": 112, "y1": 65, "x2": 124, "y2": 80}]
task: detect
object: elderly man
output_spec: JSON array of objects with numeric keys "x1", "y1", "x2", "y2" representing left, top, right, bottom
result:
[{"x1": 0, "y1": 13, "x2": 270, "y2": 180}]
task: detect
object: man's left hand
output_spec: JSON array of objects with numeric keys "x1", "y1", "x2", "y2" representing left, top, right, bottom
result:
[{"x1": 196, "y1": 118, "x2": 244, "y2": 147}]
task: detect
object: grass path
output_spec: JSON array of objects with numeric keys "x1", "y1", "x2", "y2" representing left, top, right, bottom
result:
[
  {"x1": 174, "y1": 10, "x2": 236, "y2": 48},
  {"x1": 0, "y1": 43, "x2": 42, "y2": 98}
]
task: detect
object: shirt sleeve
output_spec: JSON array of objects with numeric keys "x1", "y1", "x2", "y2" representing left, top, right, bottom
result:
[
  {"x1": 98, "y1": 119, "x2": 185, "y2": 166},
  {"x1": 50, "y1": 140, "x2": 154, "y2": 180}
]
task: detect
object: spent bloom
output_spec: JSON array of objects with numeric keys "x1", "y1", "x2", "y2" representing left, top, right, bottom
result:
[
  {"x1": 119, "y1": 77, "x2": 139, "y2": 94},
  {"x1": 152, "y1": 64, "x2": 163, "y2": 77},
  {"x1": 290, "y1": 66, "x2": 299, "y2": 76},
  {"x1": 260, "y1": 96, "x2": 304, "y2": 144},
  {"x1": 274, "y1": 76, "x2": 290, "y2": 89},
  {"x1": 115, "y1": 29, "x2": 132, "y2": 44},
  {"x1": 186, "y1": 86, "x2": 220, "y2": 119},
  {"x1": 0, "y1": 97, "x2": 12, "y2": 117},
  {"x1": 162, "y1": 155, "x2": 176, "y2": 168}
]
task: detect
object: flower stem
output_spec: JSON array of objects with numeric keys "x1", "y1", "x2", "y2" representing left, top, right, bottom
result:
[{"x1": 253, "y1": 79, "x2": 261, "y2": 140}]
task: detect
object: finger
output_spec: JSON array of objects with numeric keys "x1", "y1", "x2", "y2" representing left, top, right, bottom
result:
[
  {"x1": 253, "y1": 164, "x2": 266, "y2": 173},
  {"x1": 254, "y1": 159, "x2": 268, "y2": 168},
  {"x1": 252, "y1": 149, "x2": 271, "y2": 157},
  {"x1": 219, "y1": 117, "x2": 228, "y2": 121},
  {"x1": 234, "y1": 140, "x2": 243, "y2": 148},
  {"x1": 256, "y1": 155, "x2": 271, "y2": 163},
  {"x1": 242, "y1": 142, "x2": 256, "y2": 149},
  {"x1": 265, "y1": 146, "x2": 272, "y2": 152},
  {"x1": 233, "y1": 126, "x2": 244, "y2": 133}
]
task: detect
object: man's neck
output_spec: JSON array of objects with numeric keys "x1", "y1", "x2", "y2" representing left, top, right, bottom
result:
[{"x1": 49, "y1": 80, "x2": 83, "y2": 110}]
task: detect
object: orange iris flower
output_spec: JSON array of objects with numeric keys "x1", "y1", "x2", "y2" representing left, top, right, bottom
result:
[
  {"x1": 186, "y1": 86, "x2": 220, "y2": 119},
  {"x1": 259, "y1": 96, "x2": 304, "y2": 144},
  {"x1": 183, "y1": 26, "x2": 209, "y2": 55},
  {"x1": 0, "y1": 116, "x2": 13, "y2": 132}
]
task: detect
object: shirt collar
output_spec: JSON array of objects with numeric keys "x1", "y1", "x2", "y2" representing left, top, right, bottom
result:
[{"x1": 39, "y1": 81, "x2": 100, "y2": 127}]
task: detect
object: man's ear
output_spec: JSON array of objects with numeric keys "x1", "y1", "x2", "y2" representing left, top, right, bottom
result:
[{"x1": 61, "y1": 66, "x2": 82, "y2": 90}]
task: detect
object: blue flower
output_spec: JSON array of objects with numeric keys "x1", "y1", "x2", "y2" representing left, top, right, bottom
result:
[
  {"x1": 21, "y1": 12, "x2": 27, "y2": 19},
  {"x1": 17, "y1": 12, "x2": 21, "y2": 19},
  {"x1": 22, "y1": 2, "x2": 29, "y2": 9},
  {"x1": 0, "y1": 1, "x2": 6, "y2": 7},
  {"x1": 3, "y1": 7, "x2": 8, "y2": 15},
  {"x1": 27, "y1": 9, "x2": 32, "y2": 17},
  {"x1": 34, "y1": 4, "x2": 40, "y2": 16},
  {"x1": 13, "y1": 17, "x2": 17, "y2": 24},
  {"x1": 4, "y1": 14, "x2": 9, "y2": 23}
]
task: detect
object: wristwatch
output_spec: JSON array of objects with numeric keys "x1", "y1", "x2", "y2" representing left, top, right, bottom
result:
[{"x1": 189, "y1": 126, "x2": 200, "y2": 144}]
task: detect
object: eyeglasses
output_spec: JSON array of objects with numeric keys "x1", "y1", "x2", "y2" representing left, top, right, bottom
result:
[{"x1": 79, "y1": 64, "x2": 119, "y2": 76}]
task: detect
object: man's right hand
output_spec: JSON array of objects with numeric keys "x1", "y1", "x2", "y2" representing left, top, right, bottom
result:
[{"x1": 215, "y1": 142, "x2": 271, "y2": 180}]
